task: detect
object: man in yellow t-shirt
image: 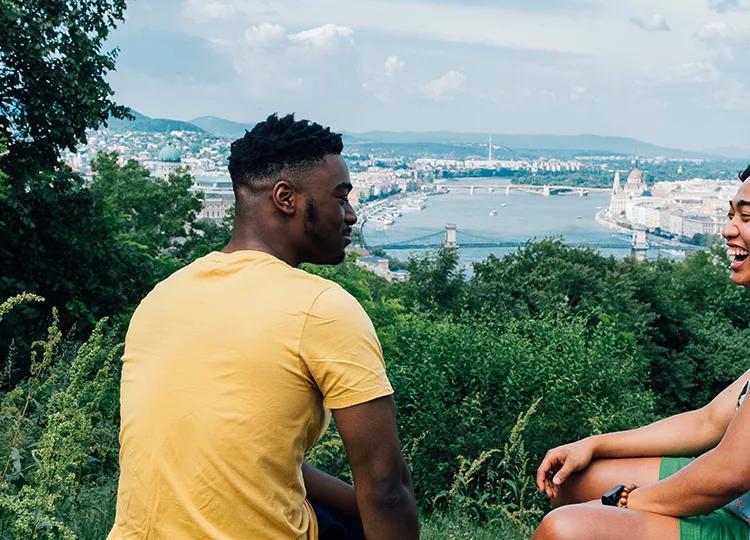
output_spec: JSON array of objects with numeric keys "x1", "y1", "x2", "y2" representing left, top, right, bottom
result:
[{"x1": 108, "y1": 114, "x2": 419, "y2": 539}]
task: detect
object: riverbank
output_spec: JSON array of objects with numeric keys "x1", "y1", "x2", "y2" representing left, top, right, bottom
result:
[
  {"x1": 357, "y1": 190, "x2": 432, "y2": 231},
  {"x1": 595, "y1": 208, "x2": 710, "y2": 255},
  {"x1": 594, "y1": 208, "x2": 633, "y2": 234}
]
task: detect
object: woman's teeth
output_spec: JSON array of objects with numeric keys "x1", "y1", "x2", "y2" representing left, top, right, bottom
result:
[{"x1": 728, "y1": 246, "x2": 749, "y2": 262}]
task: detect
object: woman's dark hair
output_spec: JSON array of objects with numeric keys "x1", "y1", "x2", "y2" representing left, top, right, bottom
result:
[
  {"x1": 228, "y1": 113, "x2": 343, "y2": 189},
  {"x1": 739, "y1": 164, "x2": 750, "y2": 182}
]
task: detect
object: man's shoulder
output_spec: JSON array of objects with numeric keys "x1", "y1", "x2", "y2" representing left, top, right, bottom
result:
[
  {"x1": 306, "y1": 278, "x2": 365, "y2": 316},
  {"x1": 293, "y1": 267, "x2": 340, "y2": 294}
]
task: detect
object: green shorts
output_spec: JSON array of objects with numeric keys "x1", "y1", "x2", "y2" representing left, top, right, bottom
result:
[{"x1": 660, "y1": 457, "x2": 749, "y2": 540}]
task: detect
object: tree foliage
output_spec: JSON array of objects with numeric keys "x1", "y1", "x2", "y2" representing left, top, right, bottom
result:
[
  {"x1": 0, "y1": 296, "x2": 120, "y2": 539},
  {"x1": 1, "y1": 7, "x2": 746, "y2": 524},
  {"x1": 90, "y1": 152, "x2": 203, "y2": 252},
  {"x1": 4, "y1": 239, "x2": 750, "y2": 536},
  {"x1": 0, "y1": 157, "x2": 204, "y2": 384},
  {"x1": 0, "y1": 0, "x2": 129, "y2": 180}
]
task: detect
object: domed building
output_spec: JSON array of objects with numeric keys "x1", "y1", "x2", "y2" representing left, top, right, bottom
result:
[
  {"x1": 152, "y1": 143, "x2": 182, "y2": 178},
  {"x1": 623, "y1": 165, "x2": 647, "y2": 196},
  {"x1": 158, "y1": 144, "x2": 181, "y2": 163},
  {"x1": 608, "y1": 162, "x2": 648, "y2": 219}
]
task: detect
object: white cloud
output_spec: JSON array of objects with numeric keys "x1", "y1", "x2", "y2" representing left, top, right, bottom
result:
[
  {"x1": 288, "y1": 24, "x2": 354, "y2": 51},
  {"x1": 708, "y1": 0, "x2": 750, "y2": 12},
  {"x1": 569, "y1": 85, "x2": 597, "y2": 102},
  {"x1": 281, "y1": 77, "x2": 305, "y2": 91},
  {"x1": 384, "y1": 55, "x2": 405, "y2": 77},
  {"x1": 182, "y1": 0, "x2": 235, "y2": 22},
  {"x1": 714, "y1": 81, "x2": 750, "y2": 110},
  {"x1": 696, "y1": 22, "x2": 750, "y2": 76},
  {"x1": 697, "y1": 22, "x2": 734, "y2": 41},
  {"x1": 244, "y1": 22, "x2": 285, "y2": 47},
  {"x1": 673, "y1": 62, "x2": 720, "y2": 83},
  {"x1": 419, "y1": 70, "x2": 466, "y2": 100},
  {"x1": 630, "y1": 13, "x2": 670, "y2": 32}
]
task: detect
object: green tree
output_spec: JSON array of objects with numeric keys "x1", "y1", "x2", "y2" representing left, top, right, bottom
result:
[
  {"x1": 90, "y1": 153, "x2": 203, "y2": 252},
  {"x1": 175, "y1": 213, "x2": 234, "y2": 263},
  {"x1": 0, "y1": 0, "x2": 129, "y2": 181},
  {"x1": 0, "y1": 0, "x2": 132, "y2": 383},
  {"x1": 393, "y1": 247, "x2": 466, "y2": 316},
  {"x1": 0, "y1": 156, "x2": 204, "y2": 385}
]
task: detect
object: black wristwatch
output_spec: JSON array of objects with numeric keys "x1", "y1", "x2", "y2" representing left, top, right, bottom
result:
[{"x1": 601, "y1": 484, "x2": 627, "y2": 506}]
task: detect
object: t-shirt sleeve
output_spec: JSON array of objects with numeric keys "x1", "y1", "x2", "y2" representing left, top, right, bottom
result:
[{"x1": 299, "y1": 285, "x2": 393, "y2": 409}]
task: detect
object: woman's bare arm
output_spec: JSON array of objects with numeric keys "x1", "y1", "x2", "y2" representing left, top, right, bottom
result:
[
  {"x1": 537, "y1": 369, "x2": 750, "y2": 496},
  {"x1": 627, "y1": 383, "x2": 750, "y2": 516}
]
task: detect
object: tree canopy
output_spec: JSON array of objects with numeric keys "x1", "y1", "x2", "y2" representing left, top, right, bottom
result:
[{"x1": 0, "y1": 0, "x2": 129, "y2": 180}]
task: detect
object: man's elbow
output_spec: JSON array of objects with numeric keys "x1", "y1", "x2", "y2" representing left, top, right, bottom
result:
[
  {"x1": 357, "y1": 464, "x2": 415, "y2": 511},
  {"x1": 362, "y1": 483, "x2": 414, "y2": 512}
]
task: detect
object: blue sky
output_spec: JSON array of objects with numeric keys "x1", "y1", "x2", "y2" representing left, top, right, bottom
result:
[{"x1": 108, "y1": 0, "x2": 750, "y2": 150}]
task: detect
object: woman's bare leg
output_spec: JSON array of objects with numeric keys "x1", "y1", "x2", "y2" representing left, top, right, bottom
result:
[
  {"x1": 533, "y1": 504, "x2": 680, "y2": 540},
  {"x1": 551, "y1": 457, "x2": 662, "y2": 507}
]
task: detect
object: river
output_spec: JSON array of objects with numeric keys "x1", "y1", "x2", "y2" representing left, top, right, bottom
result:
[{"x1": 361, "y1": 178, "x2": 687, "y2": 264}]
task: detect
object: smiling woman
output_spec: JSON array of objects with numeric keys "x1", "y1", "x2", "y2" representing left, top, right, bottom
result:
[
  {"x1": 725, "y1": 165, "x2": 750, "y2": 284},
  {"x1": 531, "y1": 165, "x2": 750, "y2": 540}
]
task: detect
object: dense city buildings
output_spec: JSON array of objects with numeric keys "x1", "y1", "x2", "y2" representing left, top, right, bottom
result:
[
  {"x1": 602, "y1": 164, "x2": 735, "y2": 241},
  {"x1": 64, "y1": 127, "x2": 740, "y2": 251}
]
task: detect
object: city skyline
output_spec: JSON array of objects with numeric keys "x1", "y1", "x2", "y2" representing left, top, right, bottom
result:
[{"x1": 108, "y1": 0, "x2": 750, "y2": 152}]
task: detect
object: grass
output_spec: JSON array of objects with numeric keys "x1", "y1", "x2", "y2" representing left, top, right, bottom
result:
[
  {"x1": 421, "y1": 510, "x2": 534, "y2": 540},
  {"x1": 40, "y1": 485, "x2": 540, "y2": 540}
]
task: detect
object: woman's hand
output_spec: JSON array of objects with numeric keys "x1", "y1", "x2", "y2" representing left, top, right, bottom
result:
[{"x1": 536, "y1": 439, "x2": 595, "y2": 499}]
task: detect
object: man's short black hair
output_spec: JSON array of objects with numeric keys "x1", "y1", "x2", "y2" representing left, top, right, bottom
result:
[
  {"x1": 228, "y1": 113, "x2": 343, "y2": 189},
  {"x1": 740, "y1": 164, "x2": 750, "y2": 182}
]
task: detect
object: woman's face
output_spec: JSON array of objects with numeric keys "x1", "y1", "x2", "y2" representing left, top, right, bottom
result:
[{"x1": 722, "y1": 179, "x2": 750, "y2": 286}]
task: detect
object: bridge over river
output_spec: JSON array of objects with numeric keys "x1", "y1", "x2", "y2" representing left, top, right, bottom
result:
[
  {"x1": 368, "y1": 224, "x2": 697, "y2": 255},
  {"x1": 442, "y1": 184, "x2": 611, "y2": 197}
]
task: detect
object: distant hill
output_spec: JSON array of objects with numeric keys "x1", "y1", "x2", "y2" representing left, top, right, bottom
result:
[
  {"x1": 105, "y1": 110, "x2": 206, "y2": 133},
  {"x1": 190, "y1": 116, "x2": 255, "y2": 139},
  {"x1": 343, "y1": 131, "x2": 715, "y2": 159},
  {"x1": 104, "y1": 112, "x2": 728, "y2": 159},
  {"x1": 703, "y1": 146, "x2": 750, "y2": 160}
]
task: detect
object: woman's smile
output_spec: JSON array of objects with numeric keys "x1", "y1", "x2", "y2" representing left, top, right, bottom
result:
[{"x1": 728, "y1": 244, "x2": 749, "y2": 272}]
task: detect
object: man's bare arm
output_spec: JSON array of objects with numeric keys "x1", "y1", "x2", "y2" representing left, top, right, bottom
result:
[
  {"x1": 333, "y1": 395, "x2": 419, "y2": 540},
  {"x1": 302, "y1": 461, "x2": 359, "y2": 518}
]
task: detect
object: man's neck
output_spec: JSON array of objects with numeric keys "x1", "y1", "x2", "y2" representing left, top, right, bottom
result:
[{"x1": 222, "y1": 236, "x2": 300, "y2": 267}]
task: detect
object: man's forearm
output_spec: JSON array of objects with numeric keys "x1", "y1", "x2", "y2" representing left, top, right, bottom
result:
[
  {"x1": 355, "y1": 464, "x2": 419, "y2": 540},
  {"x1": 302, "y1": 462, "x2": 359, "y2": 518}
]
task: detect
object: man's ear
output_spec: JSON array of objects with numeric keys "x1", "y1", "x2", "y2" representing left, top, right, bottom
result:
[{"x1": 272, "y1": 180, "x2": 296, "y2": 216}]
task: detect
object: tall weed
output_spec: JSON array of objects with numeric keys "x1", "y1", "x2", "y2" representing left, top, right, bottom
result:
[{"x1": 0, "y1": 296, "x2": 120, "y2": 539}]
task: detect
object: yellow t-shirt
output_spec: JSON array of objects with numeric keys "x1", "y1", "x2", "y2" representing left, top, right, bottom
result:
[{"x1": 108, "y1": 250, "x2": 393, "y2": 539}]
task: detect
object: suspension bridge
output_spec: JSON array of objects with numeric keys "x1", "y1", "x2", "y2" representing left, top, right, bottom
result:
[{"x1": 368, "y1": 224, "x2": 691, "y2": 253}]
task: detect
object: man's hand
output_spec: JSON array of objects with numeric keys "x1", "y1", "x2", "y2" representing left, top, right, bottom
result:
[
  {"x1": 536, "y1": 439, "x2": 595, "y2": 498},
  {"x1": 333, "y1": 395, "x2": 419, "y2": 540}
]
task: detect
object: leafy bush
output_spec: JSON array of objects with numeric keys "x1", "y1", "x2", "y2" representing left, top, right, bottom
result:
[
  {"x1": 0, "y1": 295, "x2": 120, "y2": 539},
  {"x1": 2, "y1": 240, "x2": 748, "y2": 536},
  {"x1": 380, "y1": 311, "x2": 654, "y2": 512}
]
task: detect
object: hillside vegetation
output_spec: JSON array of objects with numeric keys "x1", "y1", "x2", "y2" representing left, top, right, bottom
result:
[
  {"x1": 2, "y1": 2, "x2": 748, "y2": 535},
  {"x1": 2, "y1": 211, "x2": 748, "y2": 536}
]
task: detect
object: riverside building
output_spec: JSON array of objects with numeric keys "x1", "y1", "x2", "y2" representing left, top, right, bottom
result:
[{"x1": 606, "y1": 167, "x2": 735, "y2": 239}]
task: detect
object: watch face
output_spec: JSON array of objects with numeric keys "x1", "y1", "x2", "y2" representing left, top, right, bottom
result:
[{"x1": 601, "y1": 484, "x2": 625, "y2": 507}]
